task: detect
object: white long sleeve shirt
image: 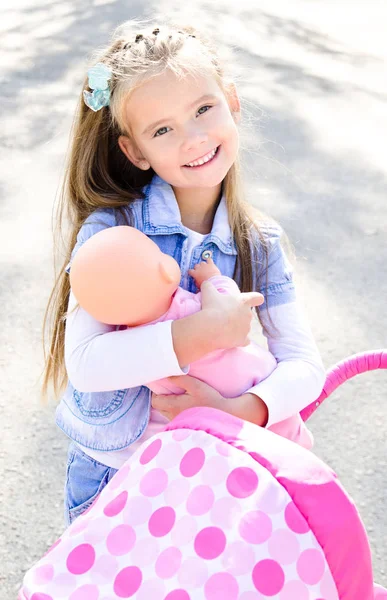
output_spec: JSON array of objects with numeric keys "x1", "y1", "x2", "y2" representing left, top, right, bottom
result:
[{"x1": 66, "y1": 294, "x2": 325, "y2": 469}]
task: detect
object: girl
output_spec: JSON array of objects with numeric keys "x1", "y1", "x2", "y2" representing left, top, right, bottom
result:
[{"x1": 43, "y1": 20, "x2": 325, "y2": 525}]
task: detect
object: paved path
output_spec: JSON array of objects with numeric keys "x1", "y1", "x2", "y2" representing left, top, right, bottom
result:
[{"x1": 1, "y1": 0, "x2": 386, "y2": 596}]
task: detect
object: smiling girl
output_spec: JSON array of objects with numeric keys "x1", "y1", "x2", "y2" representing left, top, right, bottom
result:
[{"x1": 42, "y1": 20, "x2": 324, "y2": 524}]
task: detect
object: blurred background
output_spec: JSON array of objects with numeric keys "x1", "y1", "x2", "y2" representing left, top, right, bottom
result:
[{"x1": 0, "y1": 0, "x2": 386, "y2": 597}]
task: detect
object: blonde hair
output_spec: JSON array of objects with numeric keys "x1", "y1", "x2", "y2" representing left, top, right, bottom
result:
[{"x1": 42, "y1": 19, "x2": 268, "y2": 400}]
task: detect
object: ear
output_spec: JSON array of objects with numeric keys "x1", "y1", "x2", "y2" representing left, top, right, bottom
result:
[
  {"x1": 226, "y1": 82, "x2": 241, "y2": 124},
  {"x1": 118, "y1": 135, "x2": 151, "y2": 170},
  {"x1": 159, "y1": 255, "x2": 181, "y2": 285}
]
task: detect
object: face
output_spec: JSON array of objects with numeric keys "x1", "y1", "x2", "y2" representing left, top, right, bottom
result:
[{"x1": 118, "y1": 69, "x2": 240, "y2": 191}]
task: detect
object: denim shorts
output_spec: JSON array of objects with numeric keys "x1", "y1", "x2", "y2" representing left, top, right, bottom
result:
[{"x1": 64, "y1": 442, "x2": 118, "y2": 526}]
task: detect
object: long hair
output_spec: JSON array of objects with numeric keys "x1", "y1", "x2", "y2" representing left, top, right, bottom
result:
[{"x1": 42, "y1": 19, "x2": 269, "y2": 400}]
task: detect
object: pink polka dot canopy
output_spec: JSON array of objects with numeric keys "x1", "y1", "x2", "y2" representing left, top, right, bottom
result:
[{"x1": 19, "y1": 351, "x2": 387, "y2": 599}]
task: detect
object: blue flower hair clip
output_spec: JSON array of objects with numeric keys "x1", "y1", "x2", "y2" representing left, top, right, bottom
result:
[{"x1": 83, "y1": 63, "x2": 112, "y2": 112}]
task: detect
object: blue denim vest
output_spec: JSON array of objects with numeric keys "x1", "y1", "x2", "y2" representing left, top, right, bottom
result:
[{"x1": 55, "y1": 176, "x2": 294, "y2": 451}]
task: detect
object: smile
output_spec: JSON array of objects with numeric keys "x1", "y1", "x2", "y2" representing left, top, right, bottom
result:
[{"x1": 184, "y1": 146, "x2": 219, "y2": 168}]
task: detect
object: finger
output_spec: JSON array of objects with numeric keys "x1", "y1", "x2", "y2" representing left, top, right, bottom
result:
[
  {"x1": 168, "y1": 374, "x2": 205, "y2": 395},
  {"x1": 151, "y1": 394, "x2": 172, "y2": 410},
  {"x1": 169, "y1": 375, "x2": 214, "y2": 403},
  {"x1": 205, "y1": 257, "x2": 214, "y2": 265},
  {"x1": 240, "y1": 292, "x2": 265, "y2": 307},
  {"x1": 157, "y1": 410, "x2": 172, "y2": 420},
  {"x1": 151, "y1": 394, "x2": 160, "y2": 408}
]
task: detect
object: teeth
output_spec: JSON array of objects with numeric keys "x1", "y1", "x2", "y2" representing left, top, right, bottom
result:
[{"x1": 186, "y1": 147, "x2": 217, "y2": 167}]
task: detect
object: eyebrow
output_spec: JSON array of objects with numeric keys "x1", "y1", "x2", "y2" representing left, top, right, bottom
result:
[{"x1": 142, "y1": 93, "x2": 217, "y2": 135}]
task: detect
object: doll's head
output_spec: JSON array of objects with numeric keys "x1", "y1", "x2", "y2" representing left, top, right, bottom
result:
[{"x1": 70, "y1": 226, "x2": 181, "y2": 326}]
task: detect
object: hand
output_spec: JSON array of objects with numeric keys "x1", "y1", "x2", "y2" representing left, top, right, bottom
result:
[
  {"x1": 200, "y1": 280, "x2": 264, "y2": 349},
  {"x1": 170, "y1": 277, "x2": 264, "y2": 367},
  {"x1": 151, "y1": 375, "x2": 224, "y2": 421},
  {"x1": 152, "y1": 376, "x2": 268, "y2": 427},
  {"x1": 188, "y1": 257, "x2": 221, "y2": 288}
]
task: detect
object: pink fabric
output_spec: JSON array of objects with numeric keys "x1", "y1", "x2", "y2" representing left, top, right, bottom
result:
[
  {"x1": 149, "y1": 276, "x2": 313, "y2": 448},
  {"x1": 166, "y1": 408, "x2": 376, "y2": 600},
  {"x1": 20, "y1": 420, "x2": 337, "y2": 599},
  {"x1": 374, "y1": 583, "x2": 387, "y2": 598},
  {"x1": 20, "y1": 406, "x2": 384, "y2": 599}
]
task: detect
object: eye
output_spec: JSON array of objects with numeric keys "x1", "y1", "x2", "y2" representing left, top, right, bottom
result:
[
  {"x1": 154, "y1": 126, "x2": 171, "y2": 137},
  {"x1": 197, "y1": 105, "x2": 212, "y2": 116}
]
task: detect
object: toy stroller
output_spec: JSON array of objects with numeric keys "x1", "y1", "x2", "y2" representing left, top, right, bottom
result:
[{"x1": 19, "y1": 351, "x2": 387, "y2": 599}]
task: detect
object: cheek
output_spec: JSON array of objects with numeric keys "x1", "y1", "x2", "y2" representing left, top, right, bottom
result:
[
  {"x1": 215, "y1": 109, "x2": 239, "y2": 142},
  {"x1": 222, "y1": 119, "x2": 239, "y2": 154},
  {"x1": 146, "y1": 144, "x2": 177, "y2": 171}
]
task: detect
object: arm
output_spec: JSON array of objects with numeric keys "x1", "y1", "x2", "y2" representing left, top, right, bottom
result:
[
  {"x1": 245, "y1": 224, "x2": 325, "y2": 426},
  {"x1": 247, "y1": 302, "x2": 325, "y2": 427},
  {"x1": 65, "y1": 283, "x2": 263, "y2": 393},
  {"x1": 66, "y1": 220, "x2": 223, "y2": 389},
  {"x1": 188, "y1": 256, "x2": 248, "y2": 302},
  {"x1": 188, "y1": 257, "x2": 221, "y2": 288},
  {"x1": 189, "y1": 257, "x2": 241, "y2": 296},
  {"x1": 65, "y1": 291, "x2": 188, "y2": 392}
]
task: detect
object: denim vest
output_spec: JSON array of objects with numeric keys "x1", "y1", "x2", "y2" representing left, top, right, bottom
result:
[{"x1": 55, "y1": 176, "x2": 294, "y2": 451}]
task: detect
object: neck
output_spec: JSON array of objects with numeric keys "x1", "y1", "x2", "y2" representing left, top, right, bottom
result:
[{"x1": 172, "y1": 184, "x2": 222, "y2": 234}]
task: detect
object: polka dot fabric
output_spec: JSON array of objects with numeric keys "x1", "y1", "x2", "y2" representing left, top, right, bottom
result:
[{"x1": 20, "y1": 429, "x2": 341, "y2": 600}]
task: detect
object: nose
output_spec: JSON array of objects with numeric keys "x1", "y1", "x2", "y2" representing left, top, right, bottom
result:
[{"x1": 181, "y1": 123, "x2": 208, "y2": 153}]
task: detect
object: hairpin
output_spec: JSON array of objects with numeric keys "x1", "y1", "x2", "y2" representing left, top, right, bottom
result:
[{"x1": 83, "y1": 63, "x2": 112, "y2": 112}]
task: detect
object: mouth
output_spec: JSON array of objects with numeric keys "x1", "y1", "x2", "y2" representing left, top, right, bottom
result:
[{"x1": 183, "y1": 146, "x2": 220, "y2": 168}]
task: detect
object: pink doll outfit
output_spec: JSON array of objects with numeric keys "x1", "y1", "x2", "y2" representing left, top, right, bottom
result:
[{"x1": 148, "y1": 274, "x2": 313, "y2": 449}]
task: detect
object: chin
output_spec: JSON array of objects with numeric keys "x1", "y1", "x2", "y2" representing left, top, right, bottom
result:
[{"x1": 204, "y1": 166, "x2": 234, "y2": 188}]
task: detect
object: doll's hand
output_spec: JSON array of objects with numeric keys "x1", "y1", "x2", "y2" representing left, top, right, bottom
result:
[
  {"x1": 151, "y1": 375, "x2": 224, "y2": 420},
  {"x1": 188, "y1": 257, "x2": 221, "y2": 288}
]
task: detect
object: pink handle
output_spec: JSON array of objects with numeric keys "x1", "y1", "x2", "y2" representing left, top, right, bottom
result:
[{"x1": 301, "y1": 350, "x2": 387, "y2": 422}]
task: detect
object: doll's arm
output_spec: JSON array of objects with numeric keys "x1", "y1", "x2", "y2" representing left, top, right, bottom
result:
[
  {"x1": 187, "y1": 257, "x2": 262, "y2": 303},
  {"x1": 188, "y1": 258, "x2": 221, "y2": 288},
  {"x1": 188, "y1": 258, "x2": 243, "y2": 297}
]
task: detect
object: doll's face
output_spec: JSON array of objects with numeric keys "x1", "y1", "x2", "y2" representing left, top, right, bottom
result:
[{"x1": 70, "y1": 226, "x2": 181, "y2": 326}]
